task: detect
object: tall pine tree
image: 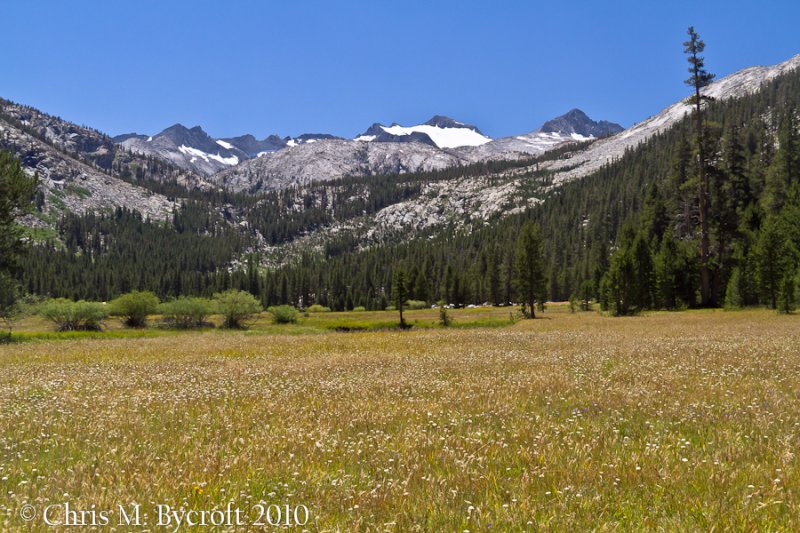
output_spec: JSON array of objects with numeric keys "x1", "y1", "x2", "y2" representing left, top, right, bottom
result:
[{"x1": 684, "y1": 26, "x2": 716, "y2": 306}]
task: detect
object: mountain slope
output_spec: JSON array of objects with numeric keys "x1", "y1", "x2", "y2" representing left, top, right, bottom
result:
[
  {"x1": 0, "y1": 99, "x2": 183, "y2": 223},
  {"x1": 541, "y1": 54, "x2": 800, "y2": 184},
  {"x1": 241, "y1": 53, "x2": 800, "y2": 259},
  {"x1": 116, "y1": 124, "x2": 247, "y2": 176},
  {"x1": 460, "y1": 108, "x2": 617, "y2": 160},
  {"x1": 213, "y1": 139, "x2": 470, "y2": 192}
]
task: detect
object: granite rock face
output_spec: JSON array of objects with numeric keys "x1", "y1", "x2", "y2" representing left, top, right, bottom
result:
[
  {"x1": 0, "y1": 107, "x2": 176, "y2": 221},
  {"x1": 213, "y1": 139, "x2": 470, "y2": 192}
]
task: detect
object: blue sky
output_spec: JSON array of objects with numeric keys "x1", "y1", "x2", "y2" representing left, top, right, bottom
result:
[{"x1": 2, "y1": 1, "x2": 798, "y2": 139}]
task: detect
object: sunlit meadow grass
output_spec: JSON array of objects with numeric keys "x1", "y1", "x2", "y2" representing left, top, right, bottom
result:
[{"x1": 1, "y1": 307, "x2": 799, "y2": 530}]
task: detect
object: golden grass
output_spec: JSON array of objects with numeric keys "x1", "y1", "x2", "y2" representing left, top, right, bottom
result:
[{"x1": 1, "y1": 308, "x2": 800, "y2": 530}]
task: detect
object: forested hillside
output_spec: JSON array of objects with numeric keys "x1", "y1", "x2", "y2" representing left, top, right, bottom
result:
[{"x1": 15, "y1": 62, "x2": 800, "y2": 312}]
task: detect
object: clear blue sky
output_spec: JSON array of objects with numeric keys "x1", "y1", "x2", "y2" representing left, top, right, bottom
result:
[{"x1": 2, "y1": 1, "x2": 798, "y2": 139}]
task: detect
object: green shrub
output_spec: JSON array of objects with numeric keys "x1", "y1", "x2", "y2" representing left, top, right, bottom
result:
[
  {"x1": 568, "y1": 294, "x2": 578, "y2": 313},
  {"x1": 352, "y1": 306, "x2": 366, "y2": 312},
  {"x1": 110, "y1": 291, "x2": 159, "y2": 327},
  {"x1": 438, "y1": 302, "x2": 453, "y2": 327},
  {"x1": 214, "y1": 290, "x2": 262, "y2": 329},
  {"x1": 307, "y1": 304, "x2": 332, "y2": 313},
  {"x1": 406, "y1": 300, "x2": 428, "y2": 310},
  {"x1": 268, "y1": 305, "x2": 299, "y2": 324},
  {"x1": 159, "y1": 297, "x2": 213, "y2": 329},
  {"x1": 385, "y1": 305, "x2": 397, "y2": 311},
  {"x1": 40, "y1": 298, "x2": 108, "y2": 331}
]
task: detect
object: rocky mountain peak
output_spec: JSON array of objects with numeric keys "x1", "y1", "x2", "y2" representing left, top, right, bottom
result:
[
  {"x1": 158, "y1": 123, "x2": 217, "y2": 149},
  {"x1": 222, "y1": 134, "x2": 286, "y2": 156},
  {"x1": 293, "y1": 133, "x2": 342, "y2": 142},
  {"x1": 423, "y1": 115, "x2": 483, "y2": 134},
  {"x1": 355, "y1": 123, "x2": 438, "y2": 146},
  {"x1": 112, "y1": 133, "x2": 148, "y2": 143},
  {"x1": 539, "y1": 108, "x2": 623, "y2": 138}
]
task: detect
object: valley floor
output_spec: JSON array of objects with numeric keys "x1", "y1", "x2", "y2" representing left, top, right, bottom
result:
[{"x1": 1, "y1": 308, "x2": 800, "y2": 530}]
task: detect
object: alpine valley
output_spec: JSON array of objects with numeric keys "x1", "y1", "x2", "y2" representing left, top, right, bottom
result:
[{"x1": 4, "y1": 52, "x2": 800, "y2": 310}]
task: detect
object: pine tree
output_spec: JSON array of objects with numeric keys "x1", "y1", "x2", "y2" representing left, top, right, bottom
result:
[
  {"x1": 393, "y1": 268, "x2": 409, "y2": 327},
  {"x1": 654, "y1": 232, "x2": 680, "y2": 309},
  {"x1": 604, "y1": 245, "x2": 637, "y2": 316},
  {"x1": 591, "y1": 237, "x2": 609, "y2": 300},
  {"x1": 632, "y1": 233, "x2": 655, "y2": 309},
  {"x1": 0, "y1": 149, "x2": 38, "y2": 332},
  {"x1": 641, "y1": 184, "x2": 669, "y2": 243},
  {"x1": 413, "y1": 268, "x2": 429, "y2": 303},
  {"x1": 671, "y1": 136, "x2": 694, "y2": 238},
  {"x1": 488, "y1": 245, "x2": 501, "y2": 305},
  {"x1": 724, "y1": 267, "x2": 744, "y2": 308},
  {"x1": 763, "y1": 112, "x2": 800, "y2": 213},
  {"x1": 603, "y1": 224, "x2": 638, "y2": 316},
  {"x1": 722, "y1": 125, "x2": 751, "y2": 214},
  {"x1": 514, "y1": 222, "x2": 546, "y2": 318},
  {"x1": 684, "y1": 26, "x2": 716, "y2": 306},
  {"x1": 777, "y1": 273, "x2": 796, "y2": 314},
  {"x1": 755, "y1": 216, "x2": 793, "y2": 308}
]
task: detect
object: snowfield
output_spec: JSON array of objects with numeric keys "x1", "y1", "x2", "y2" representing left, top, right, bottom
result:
[
  {"x1": 378, "y1": 123, "x2": 491, "y2": 148},
  {"x1": 179, "y1": 145, "x2": 239, "y2": 166}
]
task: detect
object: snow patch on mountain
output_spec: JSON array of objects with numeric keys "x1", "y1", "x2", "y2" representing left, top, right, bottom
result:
[
  {"x1": 178, "y1": 145, "x2": 239, "y2": 166},
  {"x1": 378, "y1": 123, "x2": 491, "y2": 148},
  {"x1": 355, "y1": 115, "x2": 491, "y2": 148}
]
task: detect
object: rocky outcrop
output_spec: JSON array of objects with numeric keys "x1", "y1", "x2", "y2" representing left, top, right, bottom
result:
[
  {"x1": 0, "y1": 101, "x2": 176, "y2": 222},
  {"x1": 213, "y1": 139, "x2": 471, "y2": 192}
]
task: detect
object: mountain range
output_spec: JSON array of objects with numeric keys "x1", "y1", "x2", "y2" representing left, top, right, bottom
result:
[
  {"x1": 1, "y1": 53, "x2": 799, "y2": 255},
  {"x1": 111, "y1": 109, "x2": 622, "y2": 181},
  {"x1": 5, "y1": 48, "x2": 800, "y2": 314}
]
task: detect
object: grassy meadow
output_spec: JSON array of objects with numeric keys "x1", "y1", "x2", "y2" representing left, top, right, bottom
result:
[{"x1": 1, "y1": 306, "x2": 800, "y2": 530}]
